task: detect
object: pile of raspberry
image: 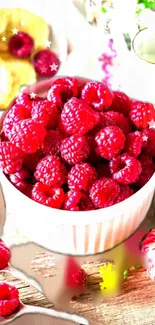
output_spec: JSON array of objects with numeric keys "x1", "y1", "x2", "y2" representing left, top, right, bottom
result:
[{"x1": 0, "y1": 77, "x2": 155, "y2": 211}]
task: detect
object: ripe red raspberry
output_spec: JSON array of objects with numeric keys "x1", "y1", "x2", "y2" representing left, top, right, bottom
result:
[
  {"x1": 47, "y1": 77, "x2": 79, "y2": 109},
  {"x1": 63, "y1": 190, "x2": 82, "y2": 210},
  {"x1": 68, "y1": 163, "x2": 97, "y2": 191},
  {"x1": 89, "y1": 178, "x2": 120, "y2": 208},
  {"x1": 60, "y1": 97, "x2": 100, "y2": 135},
  {"x1": 0, "y1": 241, "x2": 11, "y2": 270},
  {"x1": 9, "y1": 168, "x2": 31, "y2": 191},
  {"x1": 140, "y1": 229, "x2": 155, "y2": 252},
  {"x1": 95, "y1": 126, "x2": 125, "y2": 160},
  {"x1": 99, "y1": 111, "x2": 132, "y2": 135},
  {"x1": 109, "y1": 153, "x2": 142, "y2": 185},
  {"x1": 142, "y1": 129, "x2": 155, "y2": 157},
  {"x1": 110, "y1": 91, "x2": 132, "y2": 115},
  {"x1": 96, "y1": 162, "x2": 111, "y2": 178},
  {"x1": 0, "y1": 283, "x2": 20, "y2": 316},
  {"x1": 60, "y1": 135, "x2": 90, "y2": 165},
  {"x1": 8, "y1": 32, "x2": 34, "y2": 58},
  {"x1": 31, "y1": 100, "x2": 59, "y2": 129},
  {"x1": 15, "y1": 92, "x2": 43, "y2": 111},
  {"x1": 114, "y1": 185, "x2": 134, "y2": 204},
  {"x1": 0, "y1": 142, "x2": 24, "y2": 174},
  {"x1": 35, "y1": 155, "x2": 67, "y2": 187},
  {"x1": 129, "y1": 101, "x2": 155, "y2": 129},
  {"x1": 33, "y1": 49, "x2": 60, "y2": 77},
  {"x1": 24, "y1": 149, "x2": 43, "y2": 172},
  {"x1": 42, "y1": 130, "x2": 62, "y2": 156},
  {"x1": 10, "y1": 119, "x2": 47, "y2": 154},
  {"x1": 72, "y1": 268, "x2": 88, "y2": 287},
  {"x1": 136, "y1": 155, "x2": 155, "y2": 187},
  {"x1": 124, "y1": 131, "x2": 143, "y2": 158},
  {"x1": 32, "y1": 182, "x2": 65, "y2": 209},
  {"x1": 3, "y1": 104, "x2": 30, "y2": 138},
  {"x1": 81, "y1": 81, "x2": 113, "y2": 111}
]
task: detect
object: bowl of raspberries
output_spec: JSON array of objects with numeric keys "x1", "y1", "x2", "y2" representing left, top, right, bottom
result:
[{"x1": 0, "y1": 77, "x2": 155, "y2": 255}]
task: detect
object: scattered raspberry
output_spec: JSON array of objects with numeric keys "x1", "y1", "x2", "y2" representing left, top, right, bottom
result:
[
  {"x1": 114, "y1": 185, "x2": 134, "y2": 204},
  {"x1": 32, "y1": 182, "x2": 64, "y2": 209},
  {"x1": 63, "y1": 189, "x2": 82, "y2": 210},
  {"x1": 95, "y1": 126, "x2": 125, "y2": 160},
  {"x1": 60, "y1": 97, "x2": 100, "y2": 135},
  {"x1": 129, "y1": 101, "x2": 155, "y2": 129},
  {"x1": 99, "y1": 111, "x2": 132, "y2": 135},
  {"x1": 31, "y1": 100, "x2": 59, "y2": 129},
  {"x1": 65, "y1": 256, "x2": 87, "y2": 289},
  {"x1": 0, "y1": 283, "x2": 20, "y2": 316},
  {"x1": 140, "y1": 229, "x2": 155, "y2": 252},
  {"x1": 15, "y1": 92, "x2": 42, "y2": 111},
  {"x1": 124, "y1": 131, "x2": 143, "y2": 158},
  {"x1": 35, "y1": 155, "x2": 67, "y2": 187},
  {"x1": 72, "y1": 268, "x2": 88, "y2": 287},
  {"x1": 109, "y1": 153, "x2": 142, "y2": 185},
  {"x1": 68, "y1": 163, "x2": 97, "y2": 191},
  {"x1": 0, "y1": 241, "x2": 11, "y2": 270},
  {"x1": 81, "y1": 81, "x2": 113, "y2": 111},
  {"x1": 60, "y1": 135, "x2": 90, "y2": 165},
  {"x1": 0, "y1": 142, "x2": 24, "y2": 174},
  {"x1": 96, "y1": 162, "x2": 111, "y2": 178},
  {"x1": 136, "y1": 155, "x2": 155, "y2": 187},
  {"x1": 33, "y1": 49, "x2": 60, "y2": 77},
  {"x1": 89, "y1": 178, "x2": 120, "y2": 208},
  {"x1": 142, "y1": 129, "x2": 155, "y2": 157},
  {"x1": 10, "y1": 119, "x2": 46, "y2": 154},
  {"x1": 9, "y1": 168, "x2": 31, "y2": 191},
  {"x1": 3, "y1": 104, "x2": 30, "y2": 138},
  {"x1": 42, "y1": 130, "x2": 62, "y2": 156},
  {"x1": 24, "y1": 149, "x2": 43, "y2": 172},
  {"x1": 8, "y1": 32, "x2": 34, "y2": 58},
  {"x1": 47, "y1": 77, "x2": 79, "y2": 109},
  {"x1": 110, "y1": 91, "x2": 132, "y2": 115}
]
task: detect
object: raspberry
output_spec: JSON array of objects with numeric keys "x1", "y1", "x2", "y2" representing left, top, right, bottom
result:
[
  {"x1": 0, "y1": 142, "x2": 24, "y2": 174},
  {"x1": 3, "y1": 104, "x2": 30, "y2": 138},
  {"x1": 47, "y1": 77, "x2": 79, "y2": 109},
  {"x1": 0, "y1": 283, "x2": 20, "y2": 316},
  {"x1": 72, "y1": 268, "x2": 87, "y2": 287},
  {"x1": 129, "y1": 101, "x2": 155, "y2": 129},
  {"x1": 78, "y1": 191, "x2": 94, "y2": 211},
  {"x1": 9, "y1": 168, "x2": 31, "y2": 191},
  {"x1": 114, "y1": 185, "x2": 134, "y2": 204},
  {"x1": 89, "y1": 178, "x2": 120, "y2": 208},
  {"x1": 15, "y1": 92, "x2": 42, "y2": 111},
  {"x1": 8, "y1": 32, "x2": 34, "y2": 58},
  {"x1": 68, "y1": 163, "x2": 97, "y2": 191},
  {"x1": 99, "y1": 111, "x2": 132, "y2": 135},
  {"x1": 60, "y1": 134, "x2": 90, "y2": 165},
  {"x1": 42, "y1": 130, "x2": 62, "y2": 156},
  {"x1": 142, "y1": 129, "x2": 155, "y2": 157},
  {"x1": 31, "y1": 100, "x2": 59, "y2": 129},
  {"x1": 110, "y1": 91, "x2": 132, "y2": 115},
  {"x1": 35, "y1": 155, "x2": 67, "y2": 187},
  {"x1": 33, "y1": 49, "x2": 60, "y2": 77},
  {"x1": 0, "y1": 241, "x2": 11, "y2": 270},
  {"x1": 95, "y1": 126, "x2": 125, "y2": 160},
  {"x1": 81, "y1": 81, "x2": 113, "y2": 111},
  {"x1": 109, "y1": 153, "x2": 142, "y2": 185},
  {"x1": 63, "y1": 190, "x2": 82, "y2": 210},
  {"x1": 24, "y1": 149, "x2": 43, "y2": 172},
  {"x1": 10, "y1": 119, "x2": 46, "y2": 154},
  {"x1": 32, "y1": 182, "x2": 64, "y2": 209},
  {"x1": 136, "y1": 155, "x2": 155, "y2": 187},
  {"x1": 140, "y1": 229, "x2": 155, "y2": 252},
  {"x1": 60, "y1": 97, "x2": 99, "y2": 135},
  {"x1": 124, "y1": 131, "x2": 143, "y2": 158}
]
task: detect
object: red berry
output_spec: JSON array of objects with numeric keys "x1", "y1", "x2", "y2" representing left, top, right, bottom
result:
[
  {"x1": 95, "y1": 126, "x2": 125, "y2": 160},
  {"x1": 24, "y1": 149, "x2": 43, "y2": 172},
  {"x1": 0, "y1": 283, "x2": 20, "y2": 316},
  {"x1": 31, "y1": 100, "x2": 59, "y2": 129},
  {"x1": 60, "y1": 97, "x2": 100, "y2": 135},
  {"x1": 8, "y1": 32, "x2": 34, "y2": 58},
  {"x1": 109, "y1": 153, "x2": 142, "y2": 185},
  {"x1": 114, "y1": 185, "x2": 134, "y2": 204},
  {"x1": 63, "y1": 190, "x2": 82, "y2": 210},
  {"x1": 15, "y1": 92, "x2": 42, "y2": 111},
  {"x1": 10, "y1": 119, "x2": 47, "y2": 154},
  {"x1": 60, "y1": 134, "x2": 90, "y2": 165},
  {"x1": 3, "y1": 104, "x2": 30, "y2": 138},
  {"x1": 72, "y1": 268, "x2": 88, "y2": 287},
  {"x1": 124, "y1": 131, "x2": 143, "y2": 158},
  {"x1": 42, "y1": 130, "x2": 62, "y2": 156},
  {"x1": 78, "y1": 191, "x2": 94, "y2": 211},
  {"x1": 141, "y1": 229, "x2": 155, "y2": 252},
  {"x1": 0, "y1": 241, "x2": 11, "y2": 270},
  {"x1": 35, "y1": 155, "x2": 67, "y2": 187},
  {"x1": 68, "y1": 163, "x2": 97, "y2": 191},
  {"x1": 110, "y1": 91, "x2": 132, "y2": 115},
  {"x1": 136, "y1": 155, "x2": 155, "y2": 187},
  {"x1": 0, "y1": 142, "x2": 24, "y2": 174},
  {"x1": 33, "y1": 49, "x2": 60, "y2": 77},
  {"x1": 47, "y1": 77, "x2": 79, "y2": 109},
  {"x1": 81, "y1": 81, "x2": 113, "y2": 111},
  {"x1": 129, "y1": 101, "x2": 155, "y2": 129},
  {"x1": 89, "y1": 178, "x2": 120, "y2": 208},
  {"x1": 32, "y1": 182, "x2": 64, "y2": 209},
  {"x1": 142, "y1": 129, "x2": 155, "y2": 157},
  {"x1": 9, "y1": 167, "x2": 31, "y2": 191},
  {"x1": 65, "y1": 256, "x2": 87, "y2": 289},
  {"x1": 100, "y1": 111, "x2": 132, "y2": 135}
]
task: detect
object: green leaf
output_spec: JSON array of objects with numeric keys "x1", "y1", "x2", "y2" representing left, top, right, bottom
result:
[{"x1": 101, "y1": 6, "x2": 107, "y2": 13}]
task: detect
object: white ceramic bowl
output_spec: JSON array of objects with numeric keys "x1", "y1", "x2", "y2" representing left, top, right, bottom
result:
[{"x1": 0, "y1": 78, "x2": 155, "y2": 256}]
